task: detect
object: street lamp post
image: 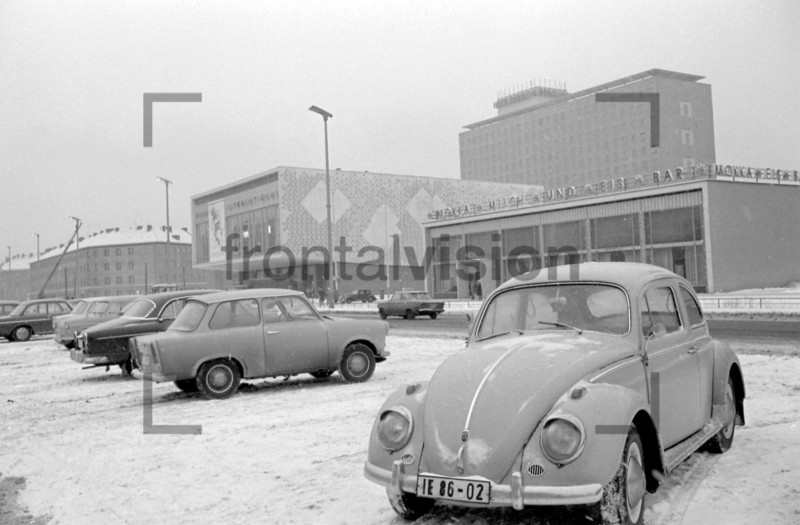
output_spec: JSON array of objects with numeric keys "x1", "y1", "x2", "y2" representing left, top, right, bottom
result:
[
  {"x1": 156, "y1": 176, "x2": 173, "y2": 284},
  {"x1": 69, "y1": 216, "x2": 81, "y2": 298},
  {"x1": 308, "y1": 105, "x2": 335, "y2": 308},
  {"x1": 33, "y1": 233, "x2": 40, "y2": 261},
  {"x1": 5, "y1": 245, "x2": 10, "y2": 270}
]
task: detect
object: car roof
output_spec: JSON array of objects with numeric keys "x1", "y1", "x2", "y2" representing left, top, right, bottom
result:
[
  {"x1": 141, "y1": 289, "x2": 220, "y2": 302},
  {"x1": 15, "y1": 298, "x2": 70, "y2": 306},
  {"x1": 0, "y1": 300, "x2": 19, "y2": 305},
  {"x1": 497, "y1": 262, "x2": 681, "y2": 295},
  {"x1": 185, "y1": 288, "x2": 306, "y2": 304}
]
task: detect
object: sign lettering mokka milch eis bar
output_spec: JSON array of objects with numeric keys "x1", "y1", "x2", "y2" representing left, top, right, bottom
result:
[{"x1": 426, "y1": 164, "x2": 800, "y2": 221}]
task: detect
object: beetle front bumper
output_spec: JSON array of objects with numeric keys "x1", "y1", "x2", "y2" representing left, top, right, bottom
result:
[{"x1": 364, "y1": 460, "x2": 603, "y2": 509}]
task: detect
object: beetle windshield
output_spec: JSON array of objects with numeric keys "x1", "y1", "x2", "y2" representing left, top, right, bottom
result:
[
  {"x1": 477, "y1": 283, "x2": 630, "y2": 339},
  {"x1": 169, "y1": 301, "x2": 208, "y2": 332},
  {"x1": 123, "y1": 299, "x2": 156, "y2": 318}
]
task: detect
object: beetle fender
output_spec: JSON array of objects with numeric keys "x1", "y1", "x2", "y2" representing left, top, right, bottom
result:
[
  {"x1": 365, "y1": 381, "x2": 430, "y2": 475},
  {"x1": 711, "y1": 340, "x2": 746, "y2": 425},
  {"x1": 521, "y1": 381, "x2": 660, "y2": 490}
]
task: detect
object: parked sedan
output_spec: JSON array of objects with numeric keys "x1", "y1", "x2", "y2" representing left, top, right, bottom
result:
[
  {"x1": 377, "y1": 291, "x2": 444, "y2": 320},
  {"x1": 364, "y1": 262, "x2": 745, "y2": 525},
  {"x1": 70, "y1": 290, "x2": 219, "y2": 374},
  {"x1": 54, "y1": 295, "x2": 138, "y2": 348},
  {"x1": 132, "y1": 289, "x2": 390, "y2": 399},
  {"x1": 0, "y1": 298, "x2": 72, "y2": 342},
  {"x1": 0, "y1": 301, "x2": 19, "y2": 316}
]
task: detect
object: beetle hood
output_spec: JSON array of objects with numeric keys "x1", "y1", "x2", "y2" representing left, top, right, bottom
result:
[{"x1": 420, "y1": 331, "x2": 637, "y2": 481}]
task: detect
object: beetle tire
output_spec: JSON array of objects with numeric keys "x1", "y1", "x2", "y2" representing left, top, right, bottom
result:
[
  {"x1": 405, "y1": 309, "x2": 415, "y2": 320},
  {"x1": 12, "y1": 326, "x2": 31, "y2": 342},
  {"x1": 197, "y1": 359, "x2": 241, "y2": 399},
  {"x1": 590, "y1": 426, "x2": 646, "y2": 525},
  {"x1": 338, "y1": 343, "x2": 376, "y2": 382},
  {"x1": 174, "y1": 378, "x2": 199, "y2": 393},
  {"x1": 706, "y1": 377, "x2": 736, "y2": 453},
  {"x1": 387, "y1": 489, "x2": 435, "y2": 521},
  {"x1": 378, "y1": 309, "x2": 387, "y2": 320}
]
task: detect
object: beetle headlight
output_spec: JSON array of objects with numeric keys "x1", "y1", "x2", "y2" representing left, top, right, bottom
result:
[
  {"x1": 540, "y1": 413, "x2": 586, "y2": 464},
  {"x1": 377, "y1": 406, "x2": 413, "y2": 451}
]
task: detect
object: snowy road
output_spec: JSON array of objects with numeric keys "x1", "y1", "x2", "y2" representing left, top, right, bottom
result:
[{"x1": 1, "y1": 335, "x2": 799, "y2": 524}]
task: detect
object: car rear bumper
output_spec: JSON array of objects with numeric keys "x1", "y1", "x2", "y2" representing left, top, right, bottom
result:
[
  {"x1": 364, "y1": 460, "x2": 603, "y2": 509},
  {"x1": 70, "y1": 349, "x2": 113, "y2": 365}
]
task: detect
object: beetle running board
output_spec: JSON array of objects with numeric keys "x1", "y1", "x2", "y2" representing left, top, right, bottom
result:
[{"x1": 663, "y1": 420, "x2": 723, "y2": 472}]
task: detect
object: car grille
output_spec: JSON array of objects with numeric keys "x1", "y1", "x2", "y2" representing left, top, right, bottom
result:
[{"x1": 527, "y1": 464, "x2": 546, "y2": 477}]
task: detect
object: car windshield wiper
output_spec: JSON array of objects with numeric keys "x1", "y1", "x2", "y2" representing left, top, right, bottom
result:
[
  {"x1": 538, "y1": 321, "x2": 583, "y2": 335},
  {"x1": 481, "y1": 330, "x2": 523, "y2": 340}
]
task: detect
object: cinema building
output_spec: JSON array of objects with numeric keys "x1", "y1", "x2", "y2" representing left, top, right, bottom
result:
[
  {"x1": 190, "y1": 166, "x2": 540, "y2": 297},
  {"x1": 424, "y1": 163, "x2": 800, "y2": 296}
]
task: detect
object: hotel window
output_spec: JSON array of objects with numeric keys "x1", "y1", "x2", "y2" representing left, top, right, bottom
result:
[
  {"x1": 104, "y1": 263, "x2": 110, "y2": 270},
  {"x1": 116, "y1": 262, "x2": 122, "y2": 270},
  {"x1": 128, "y1": 261, "x2": 134, "y2": 270},
  {"x1": 128, "y1": 247, "x2": 134, "y2": 255},
  {"x1": 116, "y1": 276, "x2": 122, "y2": 285},
  {"x1": 681, "y1": 130, "x2": 694, "y2": 146},
  {"x1": 680, "y1": 102, "x2": 693, "y2": 117}
]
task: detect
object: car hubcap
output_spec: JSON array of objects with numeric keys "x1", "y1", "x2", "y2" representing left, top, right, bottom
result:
[
  {"x1": 347, "y1": 353, "x2": 367, "y2": 376},
  {"x1": 208, "y1": 366, "x2": 232, "y2": 392},
  {"x1": 16, "y1": 327, "x2": 30, "y2": 340},
  {"x1": 626, "y1": 442, "x2": 645, "y2": 520}
]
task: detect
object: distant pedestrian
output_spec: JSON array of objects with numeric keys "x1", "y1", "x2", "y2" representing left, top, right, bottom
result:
[{"x1": 476, "y1": 281, "x2": 483, "y2": 300}]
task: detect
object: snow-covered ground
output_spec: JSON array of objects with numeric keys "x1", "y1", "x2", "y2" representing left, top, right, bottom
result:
[{"x1": 1, "y1": 335, "x2": 799, "y2": 525}]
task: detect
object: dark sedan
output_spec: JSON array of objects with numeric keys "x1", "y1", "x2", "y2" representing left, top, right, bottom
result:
[
  {"x1": 70, "y1": 289, "x2": 219, "y2": 374},
  {"x1": 377, "y1": 291, "x2": 445, "y2": 320},
  {"x1": 0, "y1": 299, "x2": 72, "y2": 342}
]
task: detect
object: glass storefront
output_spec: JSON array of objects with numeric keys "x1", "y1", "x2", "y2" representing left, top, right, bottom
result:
[{"x1": 428, "y1": 193, "x2": 707, "y2": 297}]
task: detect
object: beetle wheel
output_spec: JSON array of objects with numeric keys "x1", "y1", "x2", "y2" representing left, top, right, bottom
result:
[
  {"x1": 706, "y1": 377, "x2": 737, "y2": 453},
  {"x1": 387, "y1": 489, "x2": 435, "y2": 520},
  {"x1": 338, "y1": 343, "x2": 376, "y2": 382},
  {"x1": 404, "y1": 309, "x2": 415, "y2": 320},
  {"x1": 12, "y1": 326, "x2": 31, "y2": 342},
  {"x1": 197, "y1": 359, "x2": 241, "y2": 399},
  {"x1": 591, "y1": 426, "x2": 646, "y2": 525}
]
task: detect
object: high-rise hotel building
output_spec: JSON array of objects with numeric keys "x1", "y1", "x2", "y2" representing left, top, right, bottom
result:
[{"x1": 459, "y1": 69, "x2": 716, "y2": 187}]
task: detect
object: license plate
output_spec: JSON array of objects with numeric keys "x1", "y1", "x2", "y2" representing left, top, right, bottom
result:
[{"x1": 416, "y1": 475, "x2": 491, "y2": 504}]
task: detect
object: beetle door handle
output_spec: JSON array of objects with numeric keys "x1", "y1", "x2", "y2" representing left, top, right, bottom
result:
[
  {"x1": 266, "y1": 330, "x2": 280, "y2": 335},
  {"x1": 687, "y1": 345, "x2": 698, "y2": 354}
]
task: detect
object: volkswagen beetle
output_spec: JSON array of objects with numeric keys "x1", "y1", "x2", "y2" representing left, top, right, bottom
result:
[{"x1": 364, "y1": 262, "x2": 745, "y2": 524}]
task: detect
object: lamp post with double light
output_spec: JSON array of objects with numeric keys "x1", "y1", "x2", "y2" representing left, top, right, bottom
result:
[{"x1": 308, "y1": 105, "x2": 335, "y2": 308}]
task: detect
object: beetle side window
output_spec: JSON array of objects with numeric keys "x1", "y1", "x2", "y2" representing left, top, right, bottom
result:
[
  {"x1": 641, "y1": 287, "x2": 681, "y2": 336},
  {"x1": 678, "y1": 286, "x2": 704, "y2": 326}
]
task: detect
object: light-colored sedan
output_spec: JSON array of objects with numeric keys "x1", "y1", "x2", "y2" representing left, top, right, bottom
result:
[
  {"x1": 133, "y1": 289, "x2": 390, "y2": 399},
  {"x1": 53, "y1": 295, "x2": 138, "y2": 348},
  {"x1": 364, "y1": 262, "x2": 745, "y2": 525}
]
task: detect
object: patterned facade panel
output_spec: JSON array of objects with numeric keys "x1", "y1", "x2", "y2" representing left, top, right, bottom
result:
[{"x1": 277, "y1": 167, "x2": 540, "y2": 266}]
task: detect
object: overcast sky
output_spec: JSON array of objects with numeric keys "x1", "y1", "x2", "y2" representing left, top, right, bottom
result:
[{"x1": 2, "y1": 0, "x2": 798, "y2": 259}]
